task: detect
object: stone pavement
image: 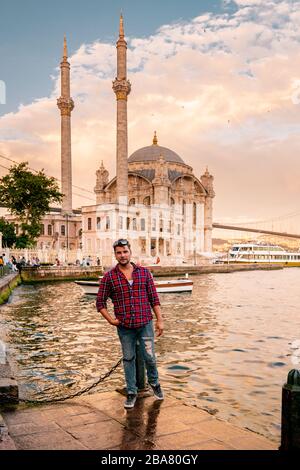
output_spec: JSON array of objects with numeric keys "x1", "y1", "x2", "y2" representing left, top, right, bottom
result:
[{"x1": 0, "y1": 391, "x2": 278, "y2": 450}]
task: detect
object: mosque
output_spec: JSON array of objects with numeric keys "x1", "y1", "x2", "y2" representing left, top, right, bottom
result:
[{"x1": 5, "y1": 16, "x2": 215, "y2": 266}]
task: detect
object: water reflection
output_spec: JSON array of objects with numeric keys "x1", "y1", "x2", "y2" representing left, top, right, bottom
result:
[
  {"x1": 119, "y1": 399, "x2": 163, "y2": 450},
  {"x1": 1, "y1": 269, "x2": 299, "y2": 444}
]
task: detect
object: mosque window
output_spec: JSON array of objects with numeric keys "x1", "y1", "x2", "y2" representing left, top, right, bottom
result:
[
  {"x1": 88, "y1": 218, "x2": 92, "y2": 230},
  {"x1": 143, "y1": 196, "x2": 150, "y2": 206},
  {"x1": 97, "y1": 217, "x2": 101, "y2": 230},
  {"x1": 106, "y1": 216, "x2": 110, "y2": 230},
  {"x1": 141, "y1": 218, "x2": 146, "y2": 231},
  {"x1": 129, "y1": 198, "x2": 136, "y2": 206},
  {"x1": 40, "y1": 224, "x2": 45, "y2": 235},
  {"x1": 48, "y1": 225, "x2": 52, "y2": 236},
  {"x1": 61, "y1": 225, "x2": 66, "y2": 236},
  {"x1": 193, "y1": 202, "x2": 197, "y2": 226},
  {"x1": 133, "y1": 218, "x2": 137, "y2": 230}
]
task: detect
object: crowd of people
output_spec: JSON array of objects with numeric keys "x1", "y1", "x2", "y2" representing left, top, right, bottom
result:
[
  {"x1": 0, "y1": 254, "x2": 41, "y2": 273},
  {"x1": 0, "y1": 253, "x2": 101, "y2": 272}
]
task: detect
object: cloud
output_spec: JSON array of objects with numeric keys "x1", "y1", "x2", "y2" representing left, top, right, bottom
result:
[{"x1": 1, "y1": 0, "x2": 300, "y2": 231}]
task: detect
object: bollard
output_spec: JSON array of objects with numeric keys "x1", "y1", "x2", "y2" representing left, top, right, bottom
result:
[
  {"x1": 136, "y1": 340, "x2": 146, "y2": 391},
  {"x1": 280, "y1": 369, "x2": 300, "y2": 450}
]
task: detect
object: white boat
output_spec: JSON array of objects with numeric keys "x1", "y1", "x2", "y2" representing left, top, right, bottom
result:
[
  {"x1": 75, "y1": 277, "x2": 193, "y2": 294},
  {"x1": 228, "y1": 243, "x2": 300, "y2": 266}
]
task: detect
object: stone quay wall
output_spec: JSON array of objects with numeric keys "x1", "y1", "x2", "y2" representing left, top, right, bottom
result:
[{"x1": 20, "y1": 266, "x2": 104, "y2": 283}]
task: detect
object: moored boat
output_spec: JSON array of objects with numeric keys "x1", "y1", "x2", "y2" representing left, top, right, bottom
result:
[
  {"x1": 228, "y1": 243, "x2": 300, "y2": 266},
  {"x1": 75, "y1": 277, "x2": 193, "y2": 294}
]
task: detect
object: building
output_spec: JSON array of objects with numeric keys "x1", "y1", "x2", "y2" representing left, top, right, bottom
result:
[
  {"x1": 81, "y1": 16, "x2": 215, "y2": 266},
  {"x1": 3, "y1": 15, "x2": 215, "y2": 266}
]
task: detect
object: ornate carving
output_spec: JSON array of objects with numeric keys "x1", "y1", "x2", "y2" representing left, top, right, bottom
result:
[
  {"x1": 94, "y1": 161, "x2": 109, "y2": 192},
  {"x1": 112, "y1": 78, "x2": 131, "y2": 100},
  {"x1": 200, "y1": 167, "x2": 215, "y2": 198},
  {"x1": 57, "y1": 97, "x2": 74, "y2": 116}
]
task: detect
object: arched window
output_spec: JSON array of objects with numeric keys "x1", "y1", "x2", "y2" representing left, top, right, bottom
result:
[
  {"x1": 97, "y1": 217, "x2": 101, "y2": 230},
  {"x1": 143, "y1": 196, "x2": 150, "y2": 206},
  {"x1": 106, "y1": 216, "x2": 110, "y2": 230},
  {"x1": 127, "y1": 217, "x2": 131, "y2": 230},
  {"x1": 40, "y1": 224, "x2": 45, "y2": 235},
  {"x1": 132, "y1": 218, "x2": 137, "y2": 230},
  {"x1": 88, "y1": 218, "x2": 92, "y2": 230},
  {"x1": 129, "y1": 198, "x2": 136, "y2": 206},
  {"x1": 119, "y1": 216, "x2": 123, "y2": 230},
  {"x1": 141, "y1": 218, "x2": 146, "y2": 231},
  {"x1": 170, "y1": 197, "x2": 175, "y2": 206},
  {"x1": 193, "y1": 202, "x2": 197, "y2": 226},
  {"x1": 48, "y1": 225, "x2": 52, "y2": 236},
  {"x1": 152, "y1": 219, "x2": 156, "y2": 231},
  {"x1": 61, "y1": 225, "x2": 66, "y2": 236}
]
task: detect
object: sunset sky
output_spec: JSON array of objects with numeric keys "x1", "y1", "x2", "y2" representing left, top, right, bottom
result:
[{"x1": 1, "y1": 0, "x2": 300, "y2": 234}]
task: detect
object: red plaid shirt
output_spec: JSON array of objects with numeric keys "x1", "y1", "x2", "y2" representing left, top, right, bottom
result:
[{"x1": 96, "y1": 263, "x2": 161, "y2": 328}]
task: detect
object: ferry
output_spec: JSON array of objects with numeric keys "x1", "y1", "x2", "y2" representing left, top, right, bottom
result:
[
  {"x1": 228, "y1": 243, "x2": 300, "y2": 266},
  {"x1": 75, "y1": 276, "x2": 193, "y2": 294}
]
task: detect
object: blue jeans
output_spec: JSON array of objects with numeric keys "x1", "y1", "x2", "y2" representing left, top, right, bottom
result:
[{"x1": 117, "y1": 321, "x2": 159, "y2": 395}]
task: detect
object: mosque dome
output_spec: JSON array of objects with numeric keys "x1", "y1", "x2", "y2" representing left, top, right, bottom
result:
[{"x1": 128, "y1": 132, "x2": 185, "y2": 165}]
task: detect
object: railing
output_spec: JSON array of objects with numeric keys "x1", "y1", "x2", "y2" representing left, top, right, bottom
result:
[{"x1": 0, "y1": 266, "x2": 11, "y2": 278}]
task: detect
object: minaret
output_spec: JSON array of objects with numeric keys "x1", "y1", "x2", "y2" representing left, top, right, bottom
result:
[
  {"x1": 57, "y1": 35, "x2": 74, "y2": 214},
  {"x1": 112, "y1": 14, "x2": 131, "y2": 204},
  {"x1": 201, "y1": 167, "x2": 215, "y2": 253}
]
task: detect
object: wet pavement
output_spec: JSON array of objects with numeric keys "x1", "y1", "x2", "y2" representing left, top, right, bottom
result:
[{"x1": 0, "y1": 391, "x2": 277, "y2": 450}]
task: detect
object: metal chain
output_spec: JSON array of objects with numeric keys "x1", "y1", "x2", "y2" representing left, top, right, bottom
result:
[{"x1": 6, "y1": 358, "x2": 123, "y2": 405}]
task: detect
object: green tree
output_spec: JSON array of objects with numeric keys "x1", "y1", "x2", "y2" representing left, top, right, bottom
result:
[
  {"x1": 0, "y1": 162, "x2": 63, "y2": 247},
  {"x1": 0, "y1": 218, "x2": 17, "y2": 248}
]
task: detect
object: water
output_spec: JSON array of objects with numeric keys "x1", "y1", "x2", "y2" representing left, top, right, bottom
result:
[{"x1": 1, "y1": 268, "x2": 299, "y2": 444}]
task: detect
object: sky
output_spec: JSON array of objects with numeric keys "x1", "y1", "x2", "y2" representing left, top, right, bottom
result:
[{"x1": 0, "y1": 0, "x2": 300, "y2": 233}]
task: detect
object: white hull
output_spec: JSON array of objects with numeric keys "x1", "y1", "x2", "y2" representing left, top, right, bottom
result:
[
  {"x1": 75, "y1": 279, "x2": 193, "y2": 294},
  {"x1": 228, "y1": 243, "x2": 300, "y2": 266}
]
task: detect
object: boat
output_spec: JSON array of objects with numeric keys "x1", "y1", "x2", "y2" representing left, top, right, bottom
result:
[
  {"x1": 228, "y1": 243, "x2": 300, "y2": 266},
  {"x1": 75, "y1": 277, "x2": 193, "y2": 294}
]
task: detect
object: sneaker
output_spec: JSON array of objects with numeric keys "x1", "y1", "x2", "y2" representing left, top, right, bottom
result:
[
  {"x1": 124, "y1": 394, "x2": 137, "y2": 409},
  {"x1": 149, "y1": 383, "x2": 164, "y2": 400}
]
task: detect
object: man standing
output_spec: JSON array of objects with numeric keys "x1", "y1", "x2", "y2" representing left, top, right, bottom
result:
[{"x1": 96, "y1": 239, "x2": 164, "y2": 409}]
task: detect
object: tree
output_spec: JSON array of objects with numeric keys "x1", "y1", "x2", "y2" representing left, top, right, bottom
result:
[
  {"x1": 0, "y1": 162, "x2": 63, "y2": 247},
  {"x1": 0, "y1": 218, "x2": 17, "y2": 247}
]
